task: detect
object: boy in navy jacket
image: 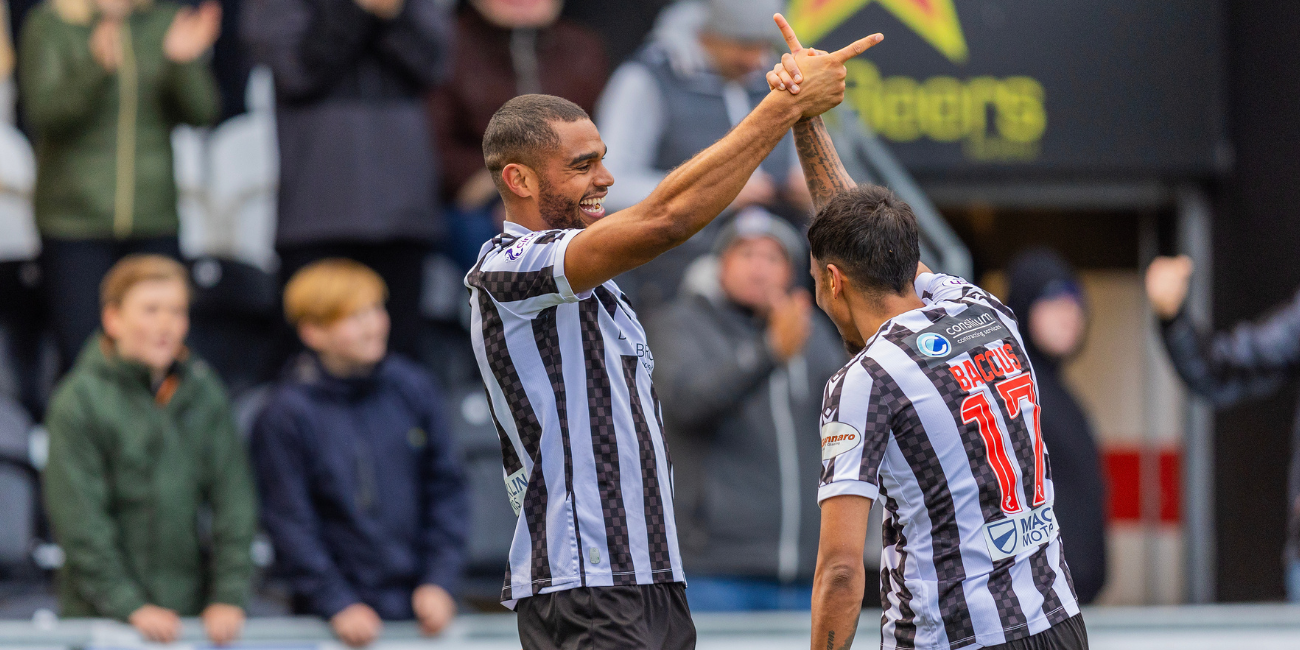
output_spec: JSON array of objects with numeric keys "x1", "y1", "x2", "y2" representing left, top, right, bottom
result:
[{"x1": 252, "y1": 259, "x2": 468, "y2": 646}]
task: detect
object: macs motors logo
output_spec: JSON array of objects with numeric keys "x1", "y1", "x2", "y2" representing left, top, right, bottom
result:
[
  {"x1": 821, "y1": 422, "x2": 862, "y2": 461},
  {"x1": 917, "y1": 332, "x2": 952, "y2": 358}
]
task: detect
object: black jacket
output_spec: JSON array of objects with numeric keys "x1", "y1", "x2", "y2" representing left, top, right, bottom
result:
[
  {"x1": 646, "y1": 292, "x2": 845, "y2": 582},
  {"x1": 1160, "y1": 287, "x2": 1300, "y2": 560},
  {"x1": 241, "y1": 0, "x2": 452, "y2": 246},
  {"x1": 1006, "y1": 249, "x2": 1108, "y2": 603},
  {"x1": 251, "y1": 353, "x2": 468, "y2": 619}
]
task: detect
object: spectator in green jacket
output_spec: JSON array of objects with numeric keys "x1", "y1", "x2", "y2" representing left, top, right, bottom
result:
[
  {"x1": 19, "y1": 0, "x2": 221, "y2": 371},
  {"x1": 43, "y1": 255, "x2": 257, "y2": 644}
]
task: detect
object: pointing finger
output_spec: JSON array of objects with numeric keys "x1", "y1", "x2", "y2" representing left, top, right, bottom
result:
[
  {"x1": 829, "y1": 33, "x2": 883, "y2": 63},
  {"x1": 773, "y1": 13, "x2": 803, "y2": 53}
]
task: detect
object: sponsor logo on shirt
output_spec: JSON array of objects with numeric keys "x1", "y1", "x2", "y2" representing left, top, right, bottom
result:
[
  {"x1": 505, "y1": 467, "x2": 527, "y2": 516},
  {"x1": 821, "y1": 421, "x2": 863, "y2": 461},
  {"x1": 903, "y1": 304, "x2": 1010, "y2": 366},
  {"x1": 917, "y1": 332, "x2": 951, "y2": 357},
  {"x1": 982, "y1": 501, "x2": 1058, "y2": 561},
  {"x1": 504, "y1": 232, "x2": 539, "y2": 262}
]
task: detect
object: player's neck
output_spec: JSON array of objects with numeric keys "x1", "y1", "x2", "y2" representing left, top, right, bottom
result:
[
  {"x1": 851, "y1": 290, "x2": 926, "y2": 344},
  {"x1": 503, "y1": 202, "x2": 547, "y2": 232}
]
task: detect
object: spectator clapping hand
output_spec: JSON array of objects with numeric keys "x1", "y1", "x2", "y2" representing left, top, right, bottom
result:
[
  {"x1": 202, "y1": 603, "x2": 246, "y2": 646},
  {"x1": 413, "y1": 584, "x2": 457, "y2": 636},
  {"x1": 128, "y1": 604, "x2": 182, "y2": 644},
  {"x1": 163, "y1": 0, "x2": 221, "y2": 64},
  {"x1": 331, "y1": 603, "x2": 383, "y2": 647},
  {"x1": 766, "y1": 286, "x2": 813, "y2": 362},
  {"x1": 1145, "y1": 255, "x2": 1194, "y2": 319},
  {"x1": 356, "y1": 0, "x2": 404, "y2": 20}
]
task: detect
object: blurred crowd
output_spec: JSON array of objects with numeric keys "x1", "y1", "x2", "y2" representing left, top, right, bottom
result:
[{"x1": 3, "y1": 0, "x2": 1293, "y2": 645}]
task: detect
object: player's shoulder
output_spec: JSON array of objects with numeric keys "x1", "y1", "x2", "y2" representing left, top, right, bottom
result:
[{"x1": 478, "y1": 228, "x2": 574, "y2": 269}]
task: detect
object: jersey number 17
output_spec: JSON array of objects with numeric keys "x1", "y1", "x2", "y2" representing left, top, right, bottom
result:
[{"x1": 959, "y1": 373, "x2": 1047, "y2": 514}]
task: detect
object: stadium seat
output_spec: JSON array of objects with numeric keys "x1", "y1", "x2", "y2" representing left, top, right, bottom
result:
[{"x1": 444, "y1": 386, "x2": 515, "y2": 604}]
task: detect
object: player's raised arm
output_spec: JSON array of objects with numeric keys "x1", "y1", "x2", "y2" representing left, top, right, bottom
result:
[
  {"x1": 766, "y1": 14, "x2": 872, "y2": 212},
  {"x1": 561, "y1": 26, "x2": 882, "y2": 294}
]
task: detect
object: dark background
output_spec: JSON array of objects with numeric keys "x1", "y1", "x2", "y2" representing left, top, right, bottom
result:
[{"x1": 817, "y1": 0, "x2": 1228, "y2": 177}]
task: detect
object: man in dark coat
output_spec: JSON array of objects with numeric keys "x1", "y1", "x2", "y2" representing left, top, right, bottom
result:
[
  {"x1": 1006, "y1": 248, "x2": 1108, "y2": 603},
  {"x1": 252, "y1": 259, "x2": 468, "y2": 647},
  {"x1": 241, "y1": 0, "x2": 452, "y2": 359}
]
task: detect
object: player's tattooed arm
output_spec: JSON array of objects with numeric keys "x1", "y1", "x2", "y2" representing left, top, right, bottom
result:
[
  {"x1": 793, "y1": 115, "x2": 856, "y2": 212},
  {"x1": 810, "y1": 495, "x2": 871, "y2": 650}
]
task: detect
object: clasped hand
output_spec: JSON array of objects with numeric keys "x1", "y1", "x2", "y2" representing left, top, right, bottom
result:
[{"x1": 765, "y1": 13, "x2": 882, "y2": 113}]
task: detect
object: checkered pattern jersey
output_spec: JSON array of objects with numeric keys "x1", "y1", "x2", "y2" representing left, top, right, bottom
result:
[
  {"x1": 465, "y1": 221, "x2": 685, "y2": 606},
  {"x1": 819, "y1": 273, "x2": 1081, "y2": 650}
]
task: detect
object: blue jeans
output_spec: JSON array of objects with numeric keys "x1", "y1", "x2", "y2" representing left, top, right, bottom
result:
[{"x1": 684, "y1": 576, "x2": 813, "y2": 612}]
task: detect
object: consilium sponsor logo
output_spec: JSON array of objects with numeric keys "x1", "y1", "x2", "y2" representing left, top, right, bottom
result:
[
  {"x1": 505, "y1": 467, "x2": 527, "y2": 517},
  {"x1": 917, "y1": 332, "x2": 952, "y2": 358},
  {"x1": 820, "y1": 422, "x2": 862, "y2": 461}
]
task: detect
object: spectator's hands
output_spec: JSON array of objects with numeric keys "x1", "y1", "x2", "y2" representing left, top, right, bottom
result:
[
  {"x1": 330, "y1": 603, "x2": 383, "y2": 648},
  {"x1": 128, "y1": 604, "x2": 182, "y2": 644},
  {"x1": 732, "y1": 171, "x2": 777, "y2": 211},
  {"x1": 764, "y1": 14, "x2": 883, "y2": 119},
  {"x1": 89, "y1": 19, "x2": 122, "y2": 72},
  {"x1": 766, "y1": 287, "x2": 813, "y2": 362},
  {"x1": 163, "y1": 1, "x2": 221, "y2": 64},
  {"x1": 1145, "y1": 255, "x2": 1194, "y2": 320},
  {"x1": 201, "y1": 603, "x2": 245, "y2": 646},
  {"x1": 356, "y1": 0, "x2": 404, "y2": 20},
  {"x1": 412, "y1": 584, "x2": 456, "y2": 636},
  {"x1": 457, "y1": 169, "x2": 501, "y2": 211}
]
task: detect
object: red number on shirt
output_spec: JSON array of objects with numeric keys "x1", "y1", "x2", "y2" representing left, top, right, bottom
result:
[
  {"x1": 960, "y1": 392, "x2": 1023, "y2": 513},
  {"x1": 995, "y1": 373, "x2": 1047, "y2": 508},
  {"x1": 959, "y1": 373, "x2": 1048, "y2": 514}
]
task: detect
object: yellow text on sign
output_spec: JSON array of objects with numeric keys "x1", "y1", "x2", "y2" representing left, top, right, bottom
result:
[{"x1": 846, "y1": 60, "x2": 1047, "y2": 162}]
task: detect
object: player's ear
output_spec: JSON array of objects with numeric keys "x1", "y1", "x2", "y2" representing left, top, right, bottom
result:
[
  {"x1": 826, "y1": 263, "x2": 848, "y2": 299},
  {"x1": 501, "y1": 163, "x2": 538, "y2": 199}
]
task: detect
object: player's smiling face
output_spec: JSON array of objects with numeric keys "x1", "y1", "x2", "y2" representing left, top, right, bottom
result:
[{"x1": 536, "y1": 119, "x2": 613, "y2": 230}]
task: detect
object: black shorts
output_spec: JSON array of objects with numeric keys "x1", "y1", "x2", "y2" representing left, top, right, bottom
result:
[
  {"x1": 516, "y1": 583, "x2": 697, "y2": 650},
  {"x1": 984, "y1": 614, "x2": 1089, "y2": 650}
]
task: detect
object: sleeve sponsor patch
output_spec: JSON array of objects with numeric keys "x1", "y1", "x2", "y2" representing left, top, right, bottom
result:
[
  {"x1": 902, "y1": 304, "x2": 1011, "y2": 367},
  {"x1": 821, "y1": 421, "x2": 862, "y2": 461}
]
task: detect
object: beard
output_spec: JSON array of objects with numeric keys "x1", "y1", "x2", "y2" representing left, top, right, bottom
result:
[
  {"x1": 843, "y1": 338, "x2": 865, "y2": 356},
  {"x1": 538, "y1": 178, "x2": 587, "y2": 230}
]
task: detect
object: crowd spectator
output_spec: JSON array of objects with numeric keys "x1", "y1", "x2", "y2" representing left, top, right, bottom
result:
[
  {"x1": 42, "y1": 255, "x2": 256, "y2": 644},
  {"x1": 595, "y1": 0, "x2": 810, "y2": 312},
  {"x1": 251, "y1": 259, "x2": 467, "y2": 647},
  {"x1": 1146, "y1": 255, "x2": 1300, "y2": 601},
  {"x1": 241, "y1": 0, "x2": 453, "y2": 360},
  {"x1": 20, "y1": 0, "x2": 221, "y2": 370},
  {"x1": 427, "y1": 0, "x2": 607, "y2": 270},
  {"x1": 646, "y1": 208, "x2": 845, "y2": 611},
  {"x1": 1005, "y1": 248, "x2": 1108, "y2": 603}
]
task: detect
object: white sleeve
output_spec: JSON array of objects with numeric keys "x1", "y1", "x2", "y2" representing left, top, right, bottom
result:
[
  {"x1": 595, "y1": 62, "x2": 668, "y2": 212},
  {"x1": 817, "y1": 363, "x2": 887, "y2": 506},
  {"x1": 469, "y1": 229, "x2": 585, "y2": 316}
]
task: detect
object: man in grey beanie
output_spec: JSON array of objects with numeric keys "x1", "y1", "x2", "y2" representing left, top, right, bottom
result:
[
  {"x1": 646, "y1": 207, "x2": 847, "y2": 611},
  {"x1": 596, "y1": 0, "x2": 814, "y2": 316}
]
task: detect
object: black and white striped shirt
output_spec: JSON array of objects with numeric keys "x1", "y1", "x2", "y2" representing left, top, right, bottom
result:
[
  {"x1": 820, "y1": 273, "x2": 1080, "y2": 650},
  {"x1": 466, "y1": 222, "x2": 685, "y2": 606}
]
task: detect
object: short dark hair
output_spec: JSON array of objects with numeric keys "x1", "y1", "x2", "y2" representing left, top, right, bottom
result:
[
  {"x1": 807, "y1": 185, "x2": 920, "y2": 296},
  {"x1": 482, "y1": 94, "x2": 591, "y2": 183}
]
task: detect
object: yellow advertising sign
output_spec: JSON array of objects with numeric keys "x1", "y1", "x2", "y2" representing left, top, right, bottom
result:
[
  {"x1": 788, "y1": 0, "x2": 967, "y2": 64},
  {"x1": 788, "y1": 0, "x2": 1044, "y2": 162}
]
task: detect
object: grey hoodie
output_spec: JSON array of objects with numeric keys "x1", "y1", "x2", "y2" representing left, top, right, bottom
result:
[{"x1": 647, "y1": 291, "x2": 845, "y2": 582}]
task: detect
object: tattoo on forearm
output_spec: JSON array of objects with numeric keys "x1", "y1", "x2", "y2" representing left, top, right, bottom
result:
[
  {"x1": 824, "y1": 630, "x2": 855, "y2": 650},
  {"x1": 794, "y1": 116, "x2": 856, "y2": 212}
]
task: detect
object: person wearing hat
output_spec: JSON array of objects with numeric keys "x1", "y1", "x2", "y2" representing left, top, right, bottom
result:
[
  {"x1": 646, "y1": 207, "x2": 846, "y2": 611},
  {"x1": 1005, "y1": 248, "x2": 1108, "y2": 604},
  {"x1": 594, "y1": 0, "x2": 813, "y2": 315}
]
